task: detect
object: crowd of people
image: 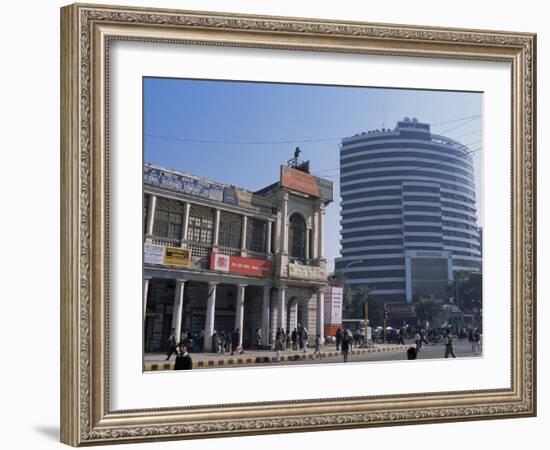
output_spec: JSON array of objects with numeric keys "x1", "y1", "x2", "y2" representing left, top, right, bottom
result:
[{"x1": 163, "y1": 323, "x2": 482, "y2": 370}]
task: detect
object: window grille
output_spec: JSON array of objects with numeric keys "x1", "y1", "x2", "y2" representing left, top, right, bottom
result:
[
  {"x1": 218, "y1": 211, "x2": 242, "y2": 249},
  {"x1": 187, "y1": 204, "x2": 214, "y2": 244},
  {"x1": 144, "y1": 194, "x2": 149, "y2": 235},
  {"x1": 246, "y1": 218, "x2": 267, "y2": 253},
  {"x1": 288, "y1": 213, "x2": 306, "y2": 259},
  {"x1": 153, "y1": 197, "x2": 183, "y2": 240}
]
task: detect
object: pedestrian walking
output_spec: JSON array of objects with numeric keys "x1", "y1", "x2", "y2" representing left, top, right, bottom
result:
[
  {"x1": 302, "y1": 327, "x2": 309, "y2": 352},
  {"x1": 472, "y1": 328, "x2": 481, "y2": 356},
  {"x1": 199, "y1": 328, "x2": 205, "y2": 352},
  {"x1": 165, "y1": 328, "x2": 178, "y2": 361},
  {"x1": 275, "y1": 328, "x2": 284, "y2": 362},
  {"x1": 312, "y1": 334, "x2": 322, "y2": 359},
  {"x1": 335, "y1": 328, "x2": 342, "y2": 351},
  {"x1": 212, "y1": 330, "x2": 220, "y2": 354},
  {"x1": 180, "y1": 329, "x2": 187, "y2": 347},
  {"x1": 444, "y1": 329, "x2": 457, "y2": 358},
  {"x1": 397, "y1": 327, "x2": 406, "y2": 345},
  {"x1": 414, "y1": 331, "x2": 422, "y2": 352},
  {"x1": 255, "y1": 328, "x2": 262, "y2": 349},
  {"x1": 231, "y1": 328, "x2": 241, "y2": 355},
  {"x1": 341, "y1": 329, "x2": 351, "y2": 363},
  {"x1": 219, "y1": 331, "x2": 226, "y2": 354},
  {"x1": 291, "y1": 328, "x2": 298, "y2": 350},
  {"x1": 173, "y1": 343, "x2": 193, "y2": 370},
  {"x1": 297, "y1": 324, "x2": 304, "y2": 350}
]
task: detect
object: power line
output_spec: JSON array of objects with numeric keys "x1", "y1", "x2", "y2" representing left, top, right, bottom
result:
[
  {"x1": 436, "y1": 116, "x2": 480, "y2": 135},
  {"x1": 145, "y1": 114, "x2": 483, "y2": 147},
  {"x1": 430, "y1": 114, "x2": 481, "y2": 127},
  {"x1": 145, "y1": 133, "x2": 342, "y2": 146}
]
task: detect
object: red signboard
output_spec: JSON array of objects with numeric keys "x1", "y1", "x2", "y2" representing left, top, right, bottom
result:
[
  {"x1": 210, "y1": 252, "x2": 273, "y2": 277},
  {"x1": 280, "y1": 165, "x2": 320, "y2": 197}
]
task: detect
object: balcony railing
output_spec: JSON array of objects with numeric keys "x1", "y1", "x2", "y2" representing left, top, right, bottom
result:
[
  {"x1": 217, "y1": 246, "x2": 241, "y2": 257},
  {"x1": 184, "y1": 240, "x2": 212, "y2": 269},
  {"x1": 246, "y1": 249, "x2": 268, "y2": 260},
  {"x1": 150, "y1": 236, "x2": 181, "y2": 247},
  {"x1": 289, "y1": 256, "x2": 318, "y2": 267}
]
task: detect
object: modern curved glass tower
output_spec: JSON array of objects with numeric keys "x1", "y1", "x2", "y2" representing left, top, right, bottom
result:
[{"x1": 336, "y1": 118, "x2": 481, "y2": 303}]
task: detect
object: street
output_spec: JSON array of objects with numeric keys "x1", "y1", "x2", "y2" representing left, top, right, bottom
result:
[
  {"x1": 144, "y1": 338, "x2": 481, "y2": 371},
  {"x1": 213, "y1": 339, "x2": 481, "y2": 368}
]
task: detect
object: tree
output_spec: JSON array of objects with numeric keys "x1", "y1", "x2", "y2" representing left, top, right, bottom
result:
[
  {"x1": 365, "y1": 298, "x2": 385, "y2": 327},
  {"x1": 343, "y1": 285, "x2": 370, "y2": 319},
  {"x1": 452, "y1": 271, "x2": 482, "y2": 312},
  {"x1": 414, "y1": 298, "x2": 445, "y2": 327}
]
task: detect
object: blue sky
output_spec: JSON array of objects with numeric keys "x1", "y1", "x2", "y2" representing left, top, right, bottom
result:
[{"x1": 144, "y1": 77, "x2": 483, "y2": 271}]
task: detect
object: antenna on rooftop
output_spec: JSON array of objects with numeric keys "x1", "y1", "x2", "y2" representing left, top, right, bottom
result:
[{"x1": 382, "y1": 104, "x2": 386, "y2": 129}]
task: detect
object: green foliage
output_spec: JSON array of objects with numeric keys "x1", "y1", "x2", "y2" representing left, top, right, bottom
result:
[
  {"x1": 414, "y1": 298, "x2": 445, "y2": 325},
  {"x1": 453, "y1": 271, "x2": 482, "y2": 312},
  {"x1": 343, "y1": 285, "x2": 370, "y2": 319},
  {"x1": 365, "y1": 298, "x2": 386, "y2": 327}
]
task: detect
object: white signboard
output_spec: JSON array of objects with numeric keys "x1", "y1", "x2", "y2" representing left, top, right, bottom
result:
[
  {"x1": 144, "y1": 243, "x2": 164, "y2": 265},
  {"x1": 324, "y1": 286, "x2": 343, "y2": 325},
  {"x1": 331, "y1": 287, "x2": 343, "y2": 324}
]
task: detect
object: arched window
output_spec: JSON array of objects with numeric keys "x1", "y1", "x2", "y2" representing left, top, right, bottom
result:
[{"x1": 288, "y1": 213, "x2": 307, "y2": 259}]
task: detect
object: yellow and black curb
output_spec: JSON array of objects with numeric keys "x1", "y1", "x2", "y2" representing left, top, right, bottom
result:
[{"x1": 144, "y1": 345, "x2": 408, "y2": 371}]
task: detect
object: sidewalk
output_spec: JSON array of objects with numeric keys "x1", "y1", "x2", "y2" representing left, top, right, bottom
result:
[{"x1": 144, "y1": 344, "x2": 409, "y2": 371}]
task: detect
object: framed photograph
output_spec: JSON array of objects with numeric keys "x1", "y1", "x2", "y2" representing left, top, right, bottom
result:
[{"x1": 60, "y1": 3, "x2": 536, "y2": 446}]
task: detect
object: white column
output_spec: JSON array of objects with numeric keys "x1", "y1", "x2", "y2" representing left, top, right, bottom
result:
[
  {"x1": 312, "y1": 209, "x2": 319, "y2": 260},
  {"x1": 316, "y1": 288, "x2": 325, "y2": 343},
  {"x1": 261, "y1": 286, "x2": 271, "y2": 346},
  {"x1": 241, "y1": 215, "x2": 248, "y2": 256},
  {"x1": 146, "y1": 194, "x2": 157, "y2": 237},
  {"x1": 280, "y1": 194, "x2": 289, "y2": 255},
  {"x1": 305, "y1": 227, "x2": 311, "y2": 261},
  {"x1": 143, "y1": 277, "x2": 151, "y2": 321},
  {"x1": 213, "y1": 208, "x2": 221, "y2": 249},
  {"x1": 235, "y1": 284, "x2": 246, "y2": 347},
  {"x1": 277, "y1": 285, "x2": 286, "y2": 331},
  {"x1": 288, "y1": 301, "x2": 298, "y2": 333},
  {"x1": 266, "y1": 220, "x2": 272, "y2": 255},
  {"x1": 317, "y1": 204, "x2": 326, "y2": 260},
  {"x1": 181, "y1": 201, "x2": 190, "y2": 245},
  {"x1": 204, "y1": 282, "x2": 217, "y2": 352},
  {"x1": 171, "y1": 279, "x2": 186, "y2": 342}
]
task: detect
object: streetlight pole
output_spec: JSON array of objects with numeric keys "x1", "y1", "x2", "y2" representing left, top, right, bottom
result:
[{"x1": 341, "y1": 259, "x2": 365, "y2": 339}]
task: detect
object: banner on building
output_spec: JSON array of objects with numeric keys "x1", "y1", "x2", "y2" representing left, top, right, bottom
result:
[
  {"x1": 288, "y1": 263, "x2": 324, "y2": 280},
  {"x1": 164, "y1": 247, "x2": 191, "y2": 267},
  {"x1": 210, "y1": 253, "x2": 272, "y2": 277},
  {"x1": 323, "y1": 286, "x2": 343, "y2": 325},
  {"x1": 144, "y1": 243, "x2": 165, "y2": 265},
  {"x1": 235, "y1": 189, "x2": 273, "y2": 213},
  {"x1": 144, "y1": 165, "x2": 225, "y2": 202},
  {"x1": 280, "y1": 165, "x2": 320, "y2": 197},
  {"x1": 314, "y1": 176, "x2": 334, "y2": 202}
]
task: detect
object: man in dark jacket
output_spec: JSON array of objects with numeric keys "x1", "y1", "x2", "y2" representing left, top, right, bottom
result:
[
  {"x1": 341, "y1": 329, "x2": 351, "y2": 363},
  {"x1": 165, "y1": 328, "x2": 178, "y2": 361},
  {"x1": 173, "y1": 343, "x2": 193, "y2": 370},
  {"x1": 335, "y1": 328, "x2": 343, "y2": 351},
  {"x1": 231, "y1": 328, "x2": 240, "y2": 355}
]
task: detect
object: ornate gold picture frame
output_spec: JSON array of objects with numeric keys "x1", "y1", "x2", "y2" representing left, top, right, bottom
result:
[{"x1": 60, "y1": 3, "x2": 536, "y2": 446}]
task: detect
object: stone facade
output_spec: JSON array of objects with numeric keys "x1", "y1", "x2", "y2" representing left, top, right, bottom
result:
[{"x1": 143, "y1": 162, "x2": 333, "y2": 352}]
